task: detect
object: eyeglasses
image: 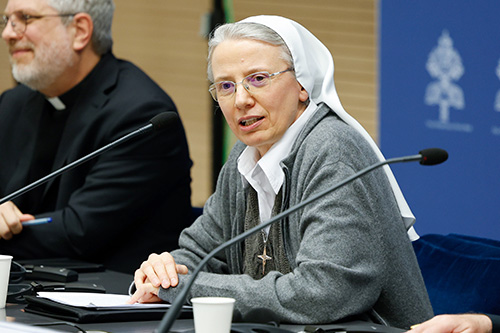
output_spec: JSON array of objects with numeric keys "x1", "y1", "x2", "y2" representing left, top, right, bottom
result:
[
  {"x1": 1, "y1": 11, "x2": 76, "y2": 35},
  {"x1": 209, "y1": 68, "x2": 293, "y2": 102}
]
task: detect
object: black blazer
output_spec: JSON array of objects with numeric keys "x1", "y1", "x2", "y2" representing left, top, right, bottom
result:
[{"x1": 0, "y1": 53, "x2": 193, "y2": 273}]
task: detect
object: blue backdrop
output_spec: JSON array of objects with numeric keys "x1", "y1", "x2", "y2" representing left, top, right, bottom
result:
[{"x1": 379, "y1": 1, "x2": 500, "y2": 239}]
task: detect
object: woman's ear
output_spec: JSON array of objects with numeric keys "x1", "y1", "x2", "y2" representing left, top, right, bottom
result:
[
  {"x1": 299, "y1": 85, "x2": 309, "y2": 103},
  {"x1": 71, "y1": 13, "x2": 94, "y2": 52}
]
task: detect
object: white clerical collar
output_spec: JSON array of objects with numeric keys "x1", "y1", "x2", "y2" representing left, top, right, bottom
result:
[{"x1": 46, "y1": 97, "x2": 66, "y2": 110}]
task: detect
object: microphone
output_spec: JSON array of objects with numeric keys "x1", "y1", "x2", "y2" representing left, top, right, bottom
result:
[
  {"x1": 155, "y1": 148, "x2": 448, "y2": 333},
  {"x1": 0, "y1": 112, "x2": 178, "y2": 205},
  {"x1": 418, "y1": 148, "x2": 448, "y2": 165}
]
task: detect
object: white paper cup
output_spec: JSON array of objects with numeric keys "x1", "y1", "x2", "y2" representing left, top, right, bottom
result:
[
  {"x1": 191, "y1": 297, "x2": 235, "y2": 333},
  {"x1": 0, "y1": 255, "x2": 13, "y2": 309}
]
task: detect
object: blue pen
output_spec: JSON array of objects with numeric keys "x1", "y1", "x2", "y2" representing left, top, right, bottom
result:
[{"x1": 22, "y1": 217, "x2": 53, "y2": 226}]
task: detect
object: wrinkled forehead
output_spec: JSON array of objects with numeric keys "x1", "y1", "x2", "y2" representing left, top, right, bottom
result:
[{"x1": 211, "y1": 39, "x2": 288, "y2": 81}]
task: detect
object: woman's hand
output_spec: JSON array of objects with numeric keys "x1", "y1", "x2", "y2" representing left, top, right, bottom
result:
[
  {"x1": 127, "y1": 279, "x2": 162, "y2": 304},
  {"x1": 127, "y1": 252, "x2": 188, "y2": 304}
]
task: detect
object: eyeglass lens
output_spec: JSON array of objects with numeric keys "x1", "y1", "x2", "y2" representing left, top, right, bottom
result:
[
  {"x1": 213, "y1": 72, "x2": 272, "y2": 100},
  {"x1": 1, "y1": 13, "x2": 26, "y2": 33}
]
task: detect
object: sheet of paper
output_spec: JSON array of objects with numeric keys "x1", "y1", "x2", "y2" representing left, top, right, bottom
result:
[{"x1": 36, "y1": 292, "x2": 191, "y2": 310}]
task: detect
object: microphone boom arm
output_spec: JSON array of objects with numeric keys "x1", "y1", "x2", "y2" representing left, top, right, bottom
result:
[
  {"x1": 155, "y1": 153, "x2": 422, "y2": 333},
  {"x1": 0, "y1": 123, "x2": 154, "y2": 205}
]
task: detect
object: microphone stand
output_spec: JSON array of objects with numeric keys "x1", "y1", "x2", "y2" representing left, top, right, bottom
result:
[
  {"x1": 155, "y1": 153, "x2": 423, "y2": 333},
  {"x1": 0, "y1": 124, "x2": 153, "y2": 205}
]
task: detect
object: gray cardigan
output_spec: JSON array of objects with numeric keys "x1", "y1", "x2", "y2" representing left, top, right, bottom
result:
[{"x1": 159, "y1": 104, "x2": 433, "y2": 328}]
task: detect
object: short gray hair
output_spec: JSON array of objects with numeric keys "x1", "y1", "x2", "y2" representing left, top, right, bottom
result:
[
  {"x1": 48, "y1": 0, "x2": 115, "y2": 55},
  {"x1": 207, "y1": 22, "x2": 294, "y2": 82}
]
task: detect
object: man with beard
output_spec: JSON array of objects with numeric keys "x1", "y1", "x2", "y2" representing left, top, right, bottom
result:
[{"x1": 0, "y1": 0, "x2": 193, "y2": 274}]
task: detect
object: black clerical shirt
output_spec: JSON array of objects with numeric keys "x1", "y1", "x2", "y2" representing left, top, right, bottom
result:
[{"x1": 24, "y1": 74, "x2": 93, "y2": 213}]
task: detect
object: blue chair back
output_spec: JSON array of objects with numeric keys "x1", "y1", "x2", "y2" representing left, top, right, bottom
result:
[{"x1": 413, "y1": 233, "x2": 500, "y2": 315}]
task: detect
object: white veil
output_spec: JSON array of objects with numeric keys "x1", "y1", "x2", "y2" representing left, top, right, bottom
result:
[{"x1": 240, "y1": 15, "x2": 418, "y2": 240}]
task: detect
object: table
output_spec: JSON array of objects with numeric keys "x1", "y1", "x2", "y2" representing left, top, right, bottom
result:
[
  {"x1": 4, "y1": 269, "x2": 194, "y2": 332},
  {"x1": 3, "y1": 269, "x2": 405, "y2": 333}
]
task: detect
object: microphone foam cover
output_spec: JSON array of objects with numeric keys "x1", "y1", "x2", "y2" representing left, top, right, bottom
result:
[
  {"x1": 419, "y1": 148, "x2": 448, "y2": 165},
  {"x1": 150, "y1": 112, "x2": 178, "y2": 131}
]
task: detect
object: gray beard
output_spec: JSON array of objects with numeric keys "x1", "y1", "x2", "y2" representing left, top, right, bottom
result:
[{"x1": 11, "y1": 38, "x2": 75, "y2": 93}]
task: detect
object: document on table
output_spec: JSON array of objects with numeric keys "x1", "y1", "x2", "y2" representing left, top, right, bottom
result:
[{"x1": 36, "y1": 292, "x2": 192, "y2": 310}]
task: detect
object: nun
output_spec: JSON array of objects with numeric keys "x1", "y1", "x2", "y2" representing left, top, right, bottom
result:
[{"x1": 129, "y1": 15, "x2": 433, "y2": 329}]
